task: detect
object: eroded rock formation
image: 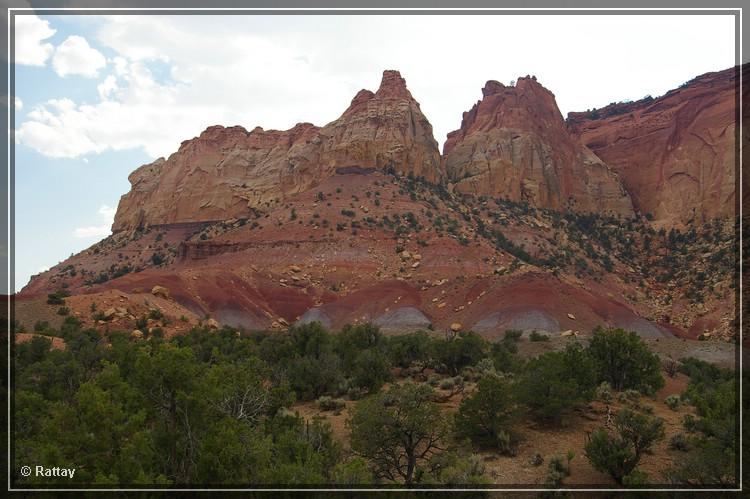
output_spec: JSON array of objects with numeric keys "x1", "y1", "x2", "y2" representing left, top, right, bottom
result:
[
  {"x1": 567, "y1": 66, "x2": 742, "y2": 225},
  {"x1": 443, "y1": 77, "x2": 634, "y2": 217},
  {"x1": 113, "y1": 70, "x2": 441, "y2": 231}
]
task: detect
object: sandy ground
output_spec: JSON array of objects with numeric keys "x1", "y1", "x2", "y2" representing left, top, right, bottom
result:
[{"x1": 291, "y1": 371, "x2": 692, "y2": 487}]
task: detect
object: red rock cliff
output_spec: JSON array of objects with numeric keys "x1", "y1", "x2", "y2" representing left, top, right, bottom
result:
[
  {"x1": 443, "y1": 76, "x2": 634, "y2": 217},
  {"x1": 112, "y1": 70, "x2": 442, "y2": 231},
  {"x1": 568, "y1": 65, "x2": 743, "y2": 225}
]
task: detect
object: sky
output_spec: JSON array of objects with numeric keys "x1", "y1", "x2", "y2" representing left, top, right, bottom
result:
[{"x1": 11, "y1": 13, "x2": 737, "y2": 293}]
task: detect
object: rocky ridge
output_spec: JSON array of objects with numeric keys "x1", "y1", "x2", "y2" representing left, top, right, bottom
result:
[
  {"x1": 444, "y1": 77, "x2": 634, "y2": 217},
  {"x1": 568, "y1": 65, "x2": 743, "y2": 225}
]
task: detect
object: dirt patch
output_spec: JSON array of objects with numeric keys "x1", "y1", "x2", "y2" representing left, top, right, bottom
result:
[{"x1": 15, "y1": 332, "x2": 65, "y2": 350}]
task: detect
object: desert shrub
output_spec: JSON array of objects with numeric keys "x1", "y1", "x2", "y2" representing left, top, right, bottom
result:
[
  {"x1": 490, "y1": 335, "x2": 523, "y2": 373},
  {"x1": 426, "y1": 450, "x2": 488, "y2": 485},
  {"x1": 545, "y1": 454, "x2": 572, "y2": 487},
  {"x1": 588, "y1": 328, "x2": 664, "y2": 394},
  {"x1": 347, "y1": 386, "x2": 367, "y2": 401},
  {"x1": 454, "y1": 374, "x2": 518, "y2": 454},
  {"x1": 584, "y1": 408, "x2": 664, "y2": 484},
  {"x1": 33, "y1": 320, "x2": 50, "y2": 332},
  {"x1": 439, "y1": 377, "x2": 456, "y2": 390},
  {"x1": 349, "y1": 348, "x2": 391, "y2": 393},
  {"x1": 317, "y1": 396, "x2": 346, "y2": 412},
  {"x1": 503, "y1": 330, "x2": 523, "y2": 342},
  {"x1": 46, "y1": 291, "x2": 67, "y2": 305},
  {"x1": 669, "y1": 433, "x2": 690, "y2": 451},
  {"x1": 665, "y1": 358, "x2": 737, "y2": 485},
  {"x1": 335, "y1": 323, "x2": 385, "y2": 370},
  {"x1": 664, "y1": 394, "x2": 681, "y2": 411},
  {"x1": 385, "y1": 331, "x2": 431, "y2": 369},
  {"x1": 287, "y1": 353, "x2": 344, "y2": 401},
  {"x1": 148, "y1": 308, "x2": 164, "y2": 320},
  {"x1": 57, "y1": 306, "x2": 70, "y2": 316},
  {"x1": 529, "y1": 331, "x2": 549, "y2": 342},
  {"x1": 595, "y1": 382, "x2": 613, "y2": 404},
  {"x1": 474, "y1": 357, "x2": 496, "y2": 375},
  {"x1": 432, "y1": 331, "x2": 487, "y2": 376},
  {"x1": 348, "y1": 383, "x2": 450, "y2": 485},
  {"x1": 682, "y1": 414, "x2": 698, "y2": 433},
  {"x1": 427, "y1": 374, "x2": 440, "y2": 387},
  {"x1": 516, "y1": 343, "x2": 597, "y2": 425},
  {"x1": 618, "y1": 389, "x2": 641, "y2": 405},
  {"x1": 663, "y1": 357, "x2": 678, "y2": 378},
  {"x1": 331, "y1": 457, "x2": 373, "y2": 485}
]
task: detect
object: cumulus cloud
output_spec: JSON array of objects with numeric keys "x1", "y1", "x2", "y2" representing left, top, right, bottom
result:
[
  {"x1": 73, "y1": 205, "x2": 116, "y2": 238},
  {"x1": 97, "y1": 74, "x2": 118, "y2": 99},
  {"x1": 52, "y1": 35, "x2": 107, "y2": 77},
  {"x1": 14, "y1": 14, "x2": 55, "y2": 66},
  {"x1": 16, "y1": 14, "x2": 737, "y2": 161}
]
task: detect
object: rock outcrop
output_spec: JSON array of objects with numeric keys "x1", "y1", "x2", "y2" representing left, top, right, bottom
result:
[
  {"x1": 113, "y1": 70, "x2": 441, "y2": 232},
  {"x1": 318, "y1": 70, "x2": 442, "y2": 183},
  {"x1": 443, "y1": 77, "x2": 634, "y2": 217},
  {"x1": 567, "y1": 65, "x2": 742, "y2": 225}
]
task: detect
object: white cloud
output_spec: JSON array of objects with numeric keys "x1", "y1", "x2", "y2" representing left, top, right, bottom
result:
[
  {"x1": 97, "y1": 74, "x2": 118, "y2": 99},
  {"x1": 37, "y1": 265, "x2": 50, "y2": 273},
  {"x1": 73, "y1": 205, "x2": 116, "y2": 239},
  {"x1": 14, "y1": 14, "x2": 55, "y2": 66},
  {"x1": 52, "y1": 35, "x2": 107, "y2": 78},
  {"x1": 16, "y1": 15, "x2": 737, "y2": 160}
]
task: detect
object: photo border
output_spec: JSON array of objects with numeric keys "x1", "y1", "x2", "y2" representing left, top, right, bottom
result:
[{"x1": 4, "y1": 4, "x2": 744, "y2": 493}]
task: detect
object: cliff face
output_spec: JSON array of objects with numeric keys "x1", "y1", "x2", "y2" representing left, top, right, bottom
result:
[
  {"x1": 112, "y1": 70, "x2": 442, "y2": 232},
  {"x1": 443, "y1": 77, "x2": 634, "y2": 217},
  {"x1": 318, "y1": 70, "x2": 443, "y2": 183},
  {"x1": 112, "y1": 123, "x2": 323, "y2": 231},
  {"x1": 568, "y1": 66, "x2": 741, "y2": 225}
]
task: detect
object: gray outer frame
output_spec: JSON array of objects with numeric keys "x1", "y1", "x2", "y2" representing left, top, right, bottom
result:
[{"x1": 1, "y1": 0, "x2": 744, "y2": 492}]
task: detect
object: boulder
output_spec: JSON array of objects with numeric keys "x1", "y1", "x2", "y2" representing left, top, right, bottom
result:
[{"x1": 151, "y1": 285, "x2": 170, "y2": 299}]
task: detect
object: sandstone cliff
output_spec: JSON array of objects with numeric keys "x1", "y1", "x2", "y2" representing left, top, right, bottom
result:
[
  {"x1": 443, "y1": 77, "x2": 634, "y2": 217},
  {"x1": 113, "y1": 70, "x2": 441, "y2": 232},
  {"x1": 568, "y1": 65, "x2": 742, "y2": 225}
]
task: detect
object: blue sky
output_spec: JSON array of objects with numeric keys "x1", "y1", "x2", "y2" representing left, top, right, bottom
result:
[{"x1": 12, "y1": 13, "x2": 737, "y2": 293}]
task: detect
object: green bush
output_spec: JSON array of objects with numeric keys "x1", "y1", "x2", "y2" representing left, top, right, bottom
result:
[
  {"x1": 385, "y1": 331, "x2": 431, "y2": 369},
  {"x1": 618, "y1": 389, "x2": 641, "y2": 404},
  {"x1": 348, "y1": 383, "x2": 450, "y2": 485},
  {"x1": 516, "y1": 343, "x2": 597, "y2": 425},
  {"x1": 46, "y1": 291, "x2": 67, "y2": 305},
  {"x1": 588, "y1": 328, "x2": 664, "y2": 394},
  {"x1": 439, "y1": 377, "x2": 455, "y2": 390},
  {"x1": 529, "y1": 331, "x2": 549, "y2": 342},
  {"x1": 432, "y1": 331, "x2": 487, "y2": 376},
  {"x1": 317, "y1": 396, "x2": 346, "y2": 412},
  {"x1": 669, "y1": 433, "x2": 690, "y2": 451},
  {"x1": 664, "y1": 394, "x2": 681, "y2": 411},
  {"x1": 584, "y1": 408, "x2": 664, "y2": 484},
  {"x1": 454, "y1": 374, "x2": 518, "y2": 454},
  {"x1": 595, "y1": 382, "x2": 613, "y2": 404},
  {"x1": 349, "y1": 348, "x2": 391, "y2": 393}
]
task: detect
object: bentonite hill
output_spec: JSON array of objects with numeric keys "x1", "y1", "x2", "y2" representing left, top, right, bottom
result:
[{"x1": 17, "y1": 66, "x2": 742, "y2": 346}]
